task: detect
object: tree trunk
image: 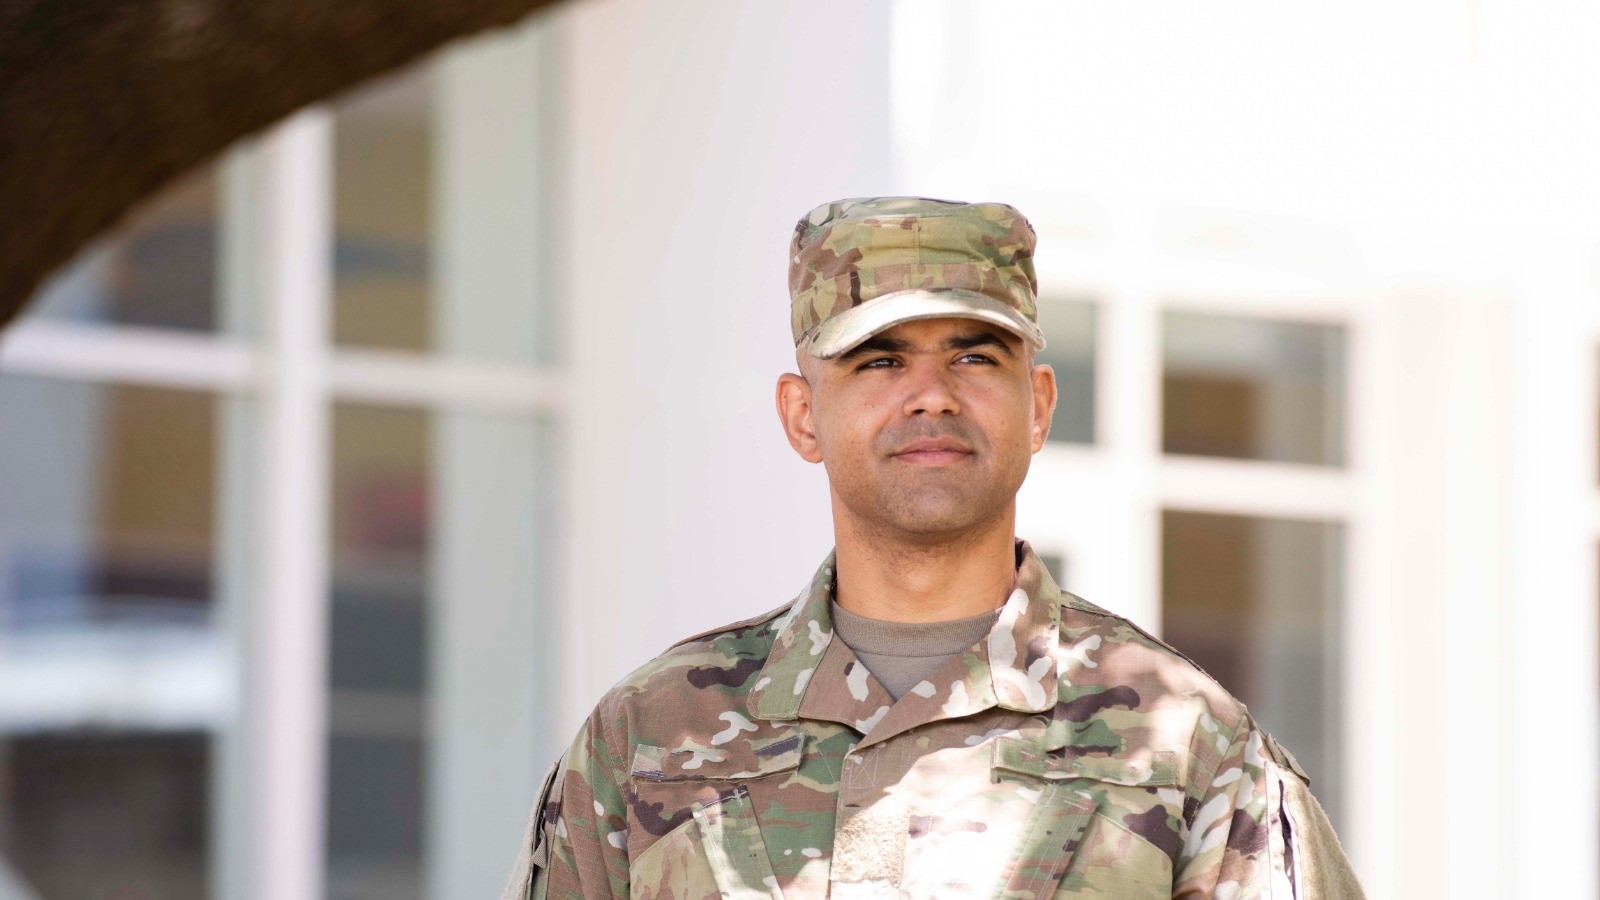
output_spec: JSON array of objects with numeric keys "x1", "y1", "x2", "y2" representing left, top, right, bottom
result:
[{"x1": 0, "y1": 0, "x2": 565, "y2": 329}]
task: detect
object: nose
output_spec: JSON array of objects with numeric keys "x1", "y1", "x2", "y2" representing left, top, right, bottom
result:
[{"x1": 902, "y1": 361, "x2": 961, "y2": 418}]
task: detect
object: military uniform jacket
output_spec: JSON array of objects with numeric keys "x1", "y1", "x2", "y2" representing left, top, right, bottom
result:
[{"x1": 503, "y1": 542, "x2": 1364, "y2": 899}]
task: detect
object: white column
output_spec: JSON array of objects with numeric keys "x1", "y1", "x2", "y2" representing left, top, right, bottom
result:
[
  {"x1": 249, "y1": 110, "x2": 333, "y2": 900},
  {"x1": 211, "y1": 140, "x2": 264, "y2": 900},
  {"x1": 426, "y1": 19, "x2": 557, "y2": 900},
  {"x1": 1438, "y1": 293, "x2": 1515, "y2": 900},
  {"x1": 1343, "y1": 298, "x2": 1399, "y2": 900},
  {"x1": 1509, "y1": 244, "x2": 1599, "y2": 900},
  {"x1": 1353, "y1": 285, "x2": 1524, "y2": 900},
  {"x1": 1100, "y1": 200, "x2": 1163, "y2": 633}
]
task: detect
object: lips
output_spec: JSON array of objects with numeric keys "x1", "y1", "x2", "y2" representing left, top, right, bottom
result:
[{"x1": 891, "y1": 437, "x2": 973, "y2": 465}]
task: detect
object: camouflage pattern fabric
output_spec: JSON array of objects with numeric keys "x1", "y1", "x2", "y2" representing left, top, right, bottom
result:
[
  {"x1": 501, "y1": 541, "x2": 1365, "y2": 899},
  {"x1": 788, "y1": 197, "x2": 1046, "y2": 359}
]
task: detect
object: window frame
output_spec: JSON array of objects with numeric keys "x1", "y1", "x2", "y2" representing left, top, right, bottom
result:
[{"x1": 0, "y1": 28, "x2": 567, "y2": 900}]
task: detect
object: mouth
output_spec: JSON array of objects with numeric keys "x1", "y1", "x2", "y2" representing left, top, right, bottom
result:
[{"x1": 891, "y1": 438, "x2": 974, "y2": 466}]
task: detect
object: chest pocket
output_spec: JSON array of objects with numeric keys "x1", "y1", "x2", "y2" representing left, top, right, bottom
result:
[
  {"x1": 992, "y1": 736, "x2": 1179, "y2": 899},
  {"x1": 629, "y1": 733, "x2": 805, "y2": 900}
]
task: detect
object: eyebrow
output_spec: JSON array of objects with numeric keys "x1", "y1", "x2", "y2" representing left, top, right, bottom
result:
[
  {"x1": 946, "y1": 331, "x2": 1018, "y2": 359},
  {"x1": 836, "y1": 329, "x2": 1018, "y2": 364},
  {"x1": 836, "y1": 334, "x2": 911, "y2": 363}
]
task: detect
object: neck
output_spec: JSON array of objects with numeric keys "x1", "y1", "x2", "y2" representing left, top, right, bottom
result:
[{"x1": 830, "y1": 500, "x2": 1019, "y2": 624}]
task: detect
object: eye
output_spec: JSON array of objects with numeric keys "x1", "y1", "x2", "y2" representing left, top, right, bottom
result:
[
  {"x1": 857, "y1": 356, "x2": 899, "y2": 370},
  {"x1": 957, "y1": 352, "x2": 997, "y2": 365}
]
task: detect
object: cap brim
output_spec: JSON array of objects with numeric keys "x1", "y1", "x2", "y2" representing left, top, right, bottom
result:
[{"x1": 801, "y1": 289, "x2": 1047, "y2": 359}]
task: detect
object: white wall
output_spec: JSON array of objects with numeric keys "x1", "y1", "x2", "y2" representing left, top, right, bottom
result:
[
  {"x1": 555, "y1": 0, "x2": 899, "y2": 733},
  {"x1": 545, "y1": 3, "x2": 1600, "y2": 896},
  {"x1": 891, "y1": 0, "x2": 1600, "y2": 240}
]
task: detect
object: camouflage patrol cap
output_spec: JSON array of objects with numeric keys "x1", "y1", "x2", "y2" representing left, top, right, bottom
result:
[{"x1": 789, "y1": 196, "x2": 1046, "y2": 359}]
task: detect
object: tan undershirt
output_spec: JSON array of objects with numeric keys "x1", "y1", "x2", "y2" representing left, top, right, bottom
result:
[{"x1": 830, "y1": 601, "x2": 1001, "y2": 702}]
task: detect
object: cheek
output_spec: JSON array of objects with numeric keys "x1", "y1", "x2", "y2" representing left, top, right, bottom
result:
[
  {"x1": 813, "y1": 393, "x2": 887, "y2": 458},
  {"x1": 975, "y1": 386, "x2": 1036, "y2": 445}
]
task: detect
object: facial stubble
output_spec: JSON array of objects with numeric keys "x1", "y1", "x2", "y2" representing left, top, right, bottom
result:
[{"x1": 822, "y1": 415, "x2": 1033, "y2": 547}]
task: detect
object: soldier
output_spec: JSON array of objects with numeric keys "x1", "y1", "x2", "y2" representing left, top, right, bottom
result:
[{"x1": 502, "y1": 197, "x2": 1364, "y2": 898}]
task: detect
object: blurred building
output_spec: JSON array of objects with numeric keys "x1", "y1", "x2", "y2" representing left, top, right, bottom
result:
[{"x1": 0, "y1": 1, "x2": 1597, "y2": 898}]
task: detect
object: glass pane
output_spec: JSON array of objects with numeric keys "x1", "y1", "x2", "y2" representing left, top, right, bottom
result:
[
  {"x1": 0, "y1": 375, "x2": 221, "y2": 898},
  {"x1": 0, "y1": 376, "x2": 216, "y2": 634},
  {"x1": 0, "y1": 732, "x2": 210, "y2": 898},
  {"x1": 328, "y1": 405, "x2": 430, "y2": 899},
  {"x1": 1037, "y1": 296, "x2": 1096, "y2": 444},
  {"x1": 333, "y1": 67, "x2": 435, "y2": 356},
  {"x1": 1161, "y1": 510, "x2": 1344, "y2": 832},
  {"x1": 1162, "y1": 311, "x2": 1346, "y2": 465},
  {"x1": 332, "y1": 56, "x2": 552, "y2": 364},
  {"x1": 26, "y1": 166, "x2": 220, "y2": 332},
  {"x1": 328, "y1": 403, "x2": 551, "y2": 897}
]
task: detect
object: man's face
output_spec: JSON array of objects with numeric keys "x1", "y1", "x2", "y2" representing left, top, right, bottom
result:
[{"x1": 776, "y1": 316, "x2": 1057, "y2": 543}]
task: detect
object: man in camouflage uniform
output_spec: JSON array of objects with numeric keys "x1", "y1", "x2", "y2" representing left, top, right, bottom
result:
[{"x1": 502, "y1": 197, "x2": 1364, "y2": 898}]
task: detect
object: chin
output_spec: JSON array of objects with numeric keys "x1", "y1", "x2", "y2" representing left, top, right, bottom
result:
[
  {"x1": 834, "y1": 477, "x2": 1010, "y2": 539},
  {"x1": 882, "y1": 505, "x2": 991, "y2": 540}
]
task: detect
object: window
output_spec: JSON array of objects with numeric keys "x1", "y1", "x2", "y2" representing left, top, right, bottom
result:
[
  {"x1": 0, "y1": 376, "x2": 222, "y2": 898},
  {"x1": 0, "y1": 23, "x2": 560, "y2": 900},
  {"x1": 27, "y1": 169, "x2": 221, "y2": 333},
  {"x1": 0, "y1": 377, "x2": 218, "y2": 634},
  {"x1": 1037, "y1": 296, "x2": 1096, "y2": 445},
  {"x1": 1163, "y1": 310, "x2": 1346, "y2": 465},
  {"x1": 333, "y1": 71, "x2": 434, "y2": 355},
  {"x1": 326, "y1": 405, "x2": 430, "y2": 897},
  {"x1": 1161, "y1": 510, "x2": 1345, "y2": 831},
  {"x1": 0, "y1": 732, "x2": 210, "y2": 899}
]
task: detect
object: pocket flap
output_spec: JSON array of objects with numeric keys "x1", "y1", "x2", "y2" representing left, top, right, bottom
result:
[
  {"x1": 993, "y1": 735, "x2": 1177, "y2": 786},
  {"x1": 631, "y1": 731, "x2": 804, "y2": 782}
]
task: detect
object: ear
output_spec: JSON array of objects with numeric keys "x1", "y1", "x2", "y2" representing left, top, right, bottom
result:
[
  {"x1": 1030, "y1": 363, "x2": 1057, "y2": 452},
  {"x1": 776, "y1": 371, "x2": 824, "y2": 463}
]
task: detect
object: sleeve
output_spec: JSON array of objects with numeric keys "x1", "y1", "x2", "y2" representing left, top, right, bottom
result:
[
  {"x1": 501, "y1": 707, "x2": 634, "y2": 900},
  {"x1": 1173, "y1": 713, "x2": 1366, "y2": 900},
  {"x1": 499, "y1": 753, "x2": 564, "y2": 900},
  {"x1": 1261, "y1": 730, "x2": 1367, "y2": 900}
]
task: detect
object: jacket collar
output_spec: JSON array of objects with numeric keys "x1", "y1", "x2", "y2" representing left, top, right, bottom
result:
[{"x1": 748, "y1": 540, "x2": 1062, "y2": 737}]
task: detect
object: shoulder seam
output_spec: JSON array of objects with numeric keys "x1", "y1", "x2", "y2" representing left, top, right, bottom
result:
[{"x1": 1059, "y1": 591, "x2": 1247, "y2": 724}]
